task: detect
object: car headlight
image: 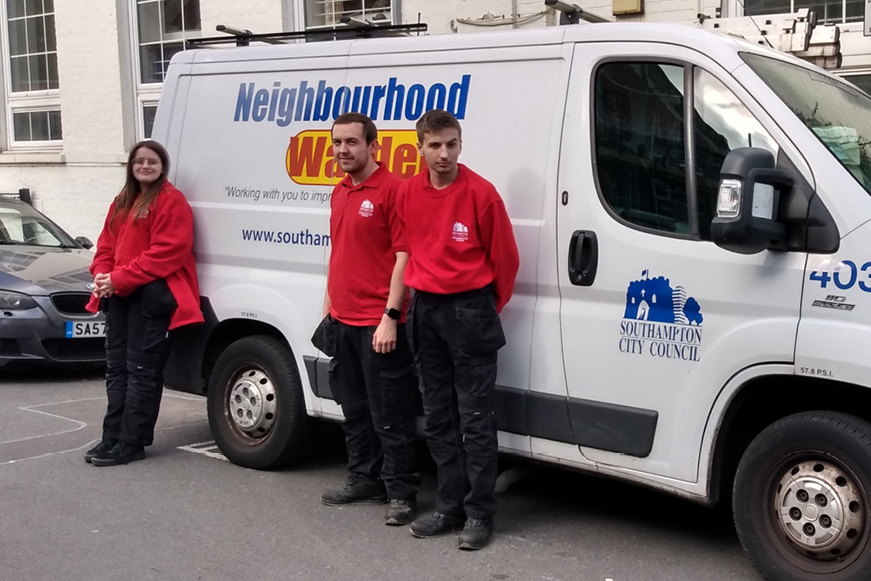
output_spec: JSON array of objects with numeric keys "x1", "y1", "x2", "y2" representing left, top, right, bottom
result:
[{"x1": 0, "y1": 290, "x2": 38, "y2": 310}]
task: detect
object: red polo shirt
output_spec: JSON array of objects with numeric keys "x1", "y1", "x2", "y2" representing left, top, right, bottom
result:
[
  {"x1": 399, "y1": 164, "x2": 519, "y2": 313},
  {"x1": 328, "y1": 163, "x2": 406, "y2": 326}
]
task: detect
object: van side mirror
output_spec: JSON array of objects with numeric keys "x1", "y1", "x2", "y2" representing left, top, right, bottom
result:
[
  {"x1": 711, "y1": 148, "x2": 789, "y2": 254},
  {"x1": 75, "y1": 236, "x2": 94, "y2": 250}
]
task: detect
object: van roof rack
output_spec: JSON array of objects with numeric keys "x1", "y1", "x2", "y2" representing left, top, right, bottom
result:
[
  {"x1": 187, "y1": 22, "x2": 428, "y2": 48},
  {"x1": 0, "y1": 188, "x2": 32, "y2": 205}
]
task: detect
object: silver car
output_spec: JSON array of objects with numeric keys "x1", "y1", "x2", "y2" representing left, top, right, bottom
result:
[{"x1": 0, "y1": 193, "x2": 105, "y2": 368}]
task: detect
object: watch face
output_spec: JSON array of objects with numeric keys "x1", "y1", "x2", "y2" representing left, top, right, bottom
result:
[{"x1": 385, "y1": 308, "x2": 401, "y2": 320}]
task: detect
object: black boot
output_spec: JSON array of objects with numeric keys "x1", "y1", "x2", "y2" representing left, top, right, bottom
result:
[
  {"x1": 321, "y1": 475, "x2": 387, "y2": 505},
  {"x1": 91, "y1": 441, "x2": 146, "y2": 467},
  {"x1": 84, "y1": 440, "x2": 116, "y2": 464}
]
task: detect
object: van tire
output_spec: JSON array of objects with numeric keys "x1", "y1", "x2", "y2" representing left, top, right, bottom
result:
[
  {"x1": 733, "y1": 412, "x2": 871, "y2": 581},
  {"x1": 207, "y1": 335, "x2": 311, "y2": 470}
]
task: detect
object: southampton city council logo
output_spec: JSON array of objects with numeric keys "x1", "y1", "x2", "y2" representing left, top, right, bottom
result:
[
  {"x1": 452, "y1": 222, "x2": 469, "y2": 242},
  {"x1": 358, "y1": 199, "x2": 374, "y2": 218},
  {"x1": 619, "y1": 269, "x2": 704, "y2": 362}
]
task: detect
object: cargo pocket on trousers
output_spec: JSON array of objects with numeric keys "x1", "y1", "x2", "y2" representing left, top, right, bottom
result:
[
  {"x1": 139, "y1": 280, "x2": 174, "y2": 351},
  {"x1": 141, "y1": 279, "x2": 178, "y2": 318},
  {"x1": 327, "y1": 357, "x2": 343, "y2": 404},
  {"x1": 456, "y1": 307, "x2": 506, "y2": 356},
  {"x1": 378, "y1": 364, "x2": 419, "y2": 418},
  {"x1": 141, "y1": 313, "x2": 172, "y2": 352}
]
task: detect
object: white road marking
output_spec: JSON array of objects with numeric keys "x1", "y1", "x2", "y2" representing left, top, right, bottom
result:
[
  {"x1": 177, "y1": 440, "x2": 228, "y2": 461},
  {"x1": 0, "y1": 391, "x2": 208, "y2": 466},
  {"x1": 0, "y1": 398, "x2": 96, "y2": 445},
  {"x1": 163, "y1": 392, "x2": 206, "y2": 402}
]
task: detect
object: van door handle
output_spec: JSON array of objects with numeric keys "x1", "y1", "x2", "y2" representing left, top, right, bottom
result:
[{"x1": 568, "y1": 230, "x2": 598, "y2": 286}]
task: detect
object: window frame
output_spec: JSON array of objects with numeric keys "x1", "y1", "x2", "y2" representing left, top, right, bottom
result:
[
  {"x1": 1, "y1": 0, "x2": 62, "y2": 150},
  {"x1": 842, "y1": 71, "x2": 871, "y2": 95},
  {"x1": 723, "y1": 0, "x2": 864, "y2": 24},
  {"x1": 128, "y1": 0, "x2": 201, "y2": 141},
  {"x1": 302, "y1": 0, "x2": 399, "y2": 29}
]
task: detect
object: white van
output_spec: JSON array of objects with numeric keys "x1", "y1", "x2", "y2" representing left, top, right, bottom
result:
[{"x1": 155, "y1": 22, "x2": 871, "y2": 581}]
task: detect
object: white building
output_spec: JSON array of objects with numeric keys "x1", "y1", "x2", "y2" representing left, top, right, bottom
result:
[{"x1": 0, "y1": 0, "x2": 868, "y2": 241}]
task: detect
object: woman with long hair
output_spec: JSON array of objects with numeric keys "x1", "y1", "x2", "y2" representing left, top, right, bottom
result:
[{"x1": 84, "y1": 140, "x2": 203, "y2": 466}]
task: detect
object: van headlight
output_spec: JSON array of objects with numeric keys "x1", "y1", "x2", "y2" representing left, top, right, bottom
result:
[
  {"x1": 0, "y1": 290, "x2": 38, "y2": 310},
  {"x1": 716, "y1": 179, "x2": 742, "y2": 218}
]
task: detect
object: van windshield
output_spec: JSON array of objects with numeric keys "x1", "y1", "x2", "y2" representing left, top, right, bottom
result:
[{"x1": 742, "y1": 53, "x2": 871, "y2": 197}]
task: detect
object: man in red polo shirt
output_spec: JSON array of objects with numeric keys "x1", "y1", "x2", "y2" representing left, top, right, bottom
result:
[
  {"x1": 400, "y1": 109, "x2": 519, "y2": 550},
  {"x1": 318, "y1": 113, "x2": 418, "y2": 527}
]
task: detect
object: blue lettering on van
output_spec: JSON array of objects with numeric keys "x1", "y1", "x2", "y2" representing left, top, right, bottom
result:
[
  {"x1": 233, "y1": 75, "x2": 471, "y2": 126},
  {"x1": 618, "y1": 270, "x2": 703, "y2": 362},
  {"x1": 809, "y1": 260, "x2": 871, "y2": 292}
]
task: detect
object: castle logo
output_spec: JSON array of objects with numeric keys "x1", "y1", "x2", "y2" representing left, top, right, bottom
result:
[
  {"x1": 358, "y1": 199, "x2": 374, "y2": 218},
  {"x1": 452, "y1": 222, "x2": 469, "y2": 242},
  {"x1": 619, "y1": 270, "x2": 703, "y2": 362}
]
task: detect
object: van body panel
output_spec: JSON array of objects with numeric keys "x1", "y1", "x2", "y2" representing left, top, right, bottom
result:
[
  {"x1": 155, "y1": 18, "x2": 871, "y2": 515},
  {"x1": 153, "y1": 27, "x2": 829, "y2": 480},
  {"x1": 557, "y1": 42, "x2": 807, "y2": 482},
  {"x1": 155, "y1": 23, "x2": 871, "y2": 577},
  {"x1": 797, "y1": 220, "x2": 871, "y2": 388}
]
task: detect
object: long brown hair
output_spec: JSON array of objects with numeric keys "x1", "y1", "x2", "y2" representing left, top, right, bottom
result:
[{"x1": 111, "y1": 140, "x2": 171, "y2": 225}]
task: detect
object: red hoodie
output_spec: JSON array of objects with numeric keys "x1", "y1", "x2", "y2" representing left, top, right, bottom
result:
[
  {"x1": 86, "y1": 181, "x2": 203, "y2": 330},
  {"x1": 399, "y1": 164, "x2": 519, "y2": 312}
]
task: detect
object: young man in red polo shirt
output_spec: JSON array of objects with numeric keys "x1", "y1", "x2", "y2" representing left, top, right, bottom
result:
[
  {"x1": 400, "y1": 109, "x2": 520, "y2": 550},
  {"x1": 318, "y1": 113, "x2": 418, "y2": 526}
]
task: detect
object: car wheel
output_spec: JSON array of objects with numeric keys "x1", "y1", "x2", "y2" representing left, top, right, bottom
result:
[
  {"x1": 733, "y1": 411, "x2": 871, "y2": 581},
  {"x1": 207, "y1": 335, "x2": 312, "y2": 470}
]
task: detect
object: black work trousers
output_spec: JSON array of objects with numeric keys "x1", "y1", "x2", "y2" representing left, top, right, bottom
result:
[
  {"x1": 102, "y1": 280, "x2": 174, "y2": 447},
  {"x1": 329, "y1": 320, "x2": 419, "y2": 501},
  {"x1": 408, "y1": 286, "x2": 506, "y2": 520}
]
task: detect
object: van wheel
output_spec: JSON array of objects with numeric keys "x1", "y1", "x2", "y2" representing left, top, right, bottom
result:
[
  {"x1": 733, "y1": 412, "x2": 871, "y2": 581},
  {"x1": 207, "y1": 335, "x2": 311, "y2": 470}
]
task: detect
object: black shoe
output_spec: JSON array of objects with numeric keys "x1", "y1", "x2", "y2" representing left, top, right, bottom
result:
[
  {"x1": 321, "y1": 475, "x2": 387, "y2": 505},
  {"x1": 385, "y1": 499, "x2": 416, "y2": 526},
  {"x1": 458, "y1": 517, "x2": 494, "y2": 550},
  {"x1": 410, "y1": 511, "x2": 465, "y2": 538},
  {"x1": 83, "y1": 440, "x2": 116, "y2": 464},
  {"x1": 91, "y1": 442, "x2": 146, "y2": 467}
]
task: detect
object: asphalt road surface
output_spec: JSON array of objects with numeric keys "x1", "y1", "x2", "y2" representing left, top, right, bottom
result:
[{"x1": 0, "y1": 367, "x2": 761, "y2": 581}]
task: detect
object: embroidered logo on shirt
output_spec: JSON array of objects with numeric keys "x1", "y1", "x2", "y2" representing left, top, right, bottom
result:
[
  {"x1": 452, "y1": 222, "x2": 469, "y2": 242},
  {"x1": 359, "y1": 199, "x2": 374, "y2": 218}
]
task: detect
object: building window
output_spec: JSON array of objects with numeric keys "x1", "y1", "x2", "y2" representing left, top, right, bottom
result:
[
  {"x1": 742, "y1": 0, "x2": 863, "y2": 23},
  {"x1": 304, "y1": 0, "x2": 395, "y2": 28},
  {"x1": 7, "y1": 0, "x2": 57, "y2": 91},
  {"x1": 142, "y1": 103, "x2": 158, "y2": 138},
  {"x1": 130, "y1": 0, "x2": 200, "y2": 140},
  {"x1": 12, "y1": 109, "x2": 61, "y2": 141},
  {"x1": 3, "y1": 0, "x2": 61, "y2": 145},
  {"x1": 136, "y1": 0, "x2": 201, "y2": 84},
  {"x1": 844, "y1": 74, "x2": 871, "y2": 95}
]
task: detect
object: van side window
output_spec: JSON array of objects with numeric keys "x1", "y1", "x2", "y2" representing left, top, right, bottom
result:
[
  {"x1": 595, "y1": 62, "x2": 689, "y2": 234},
  {"x1": 693, "y1": 68, "x2": 778, "y2": 240}
]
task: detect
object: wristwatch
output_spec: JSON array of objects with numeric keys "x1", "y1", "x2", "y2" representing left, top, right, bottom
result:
[{"x1": 384, "y1": 307, "x2": 401, "y2": 320}]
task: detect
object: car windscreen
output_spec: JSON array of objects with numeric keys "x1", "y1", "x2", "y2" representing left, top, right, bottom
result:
[
  {"x1": 741, "y1": 53, "x2": 871, "y2": 197},
  {"x1": 0, "y1": 204, "x2": 78, "y2": 248}
]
